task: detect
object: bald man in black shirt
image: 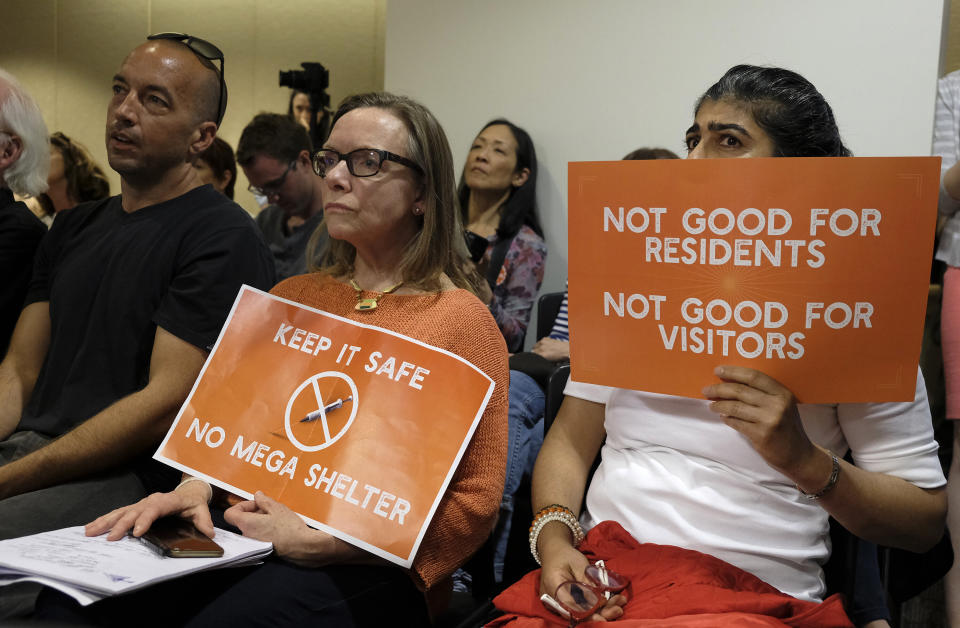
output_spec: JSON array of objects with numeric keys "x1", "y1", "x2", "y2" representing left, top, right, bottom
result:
[{"x1": 0, "y1": 35, "x2": 275, "y2": 541}]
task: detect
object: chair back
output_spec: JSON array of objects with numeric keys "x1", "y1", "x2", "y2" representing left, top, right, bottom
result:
[
  {"x1": 543, "y1": 364, "x2": 570, "y2": 432},
  {"x1": 536, "y1": 292, "x2": 565, "y2": 341}
]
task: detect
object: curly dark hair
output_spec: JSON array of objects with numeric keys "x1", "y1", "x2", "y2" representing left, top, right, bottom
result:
[
  {"x1": 622, "y1": 147, "x2": 679, "y2": 161},
  {"x1": 696, "y1": 65, "x2": 851, "y2": 158},
  {"x1": 197, "y1": 137, "x2": 237, "y2": 199},
  {"x1": 49, "y1": 132, "x2": 110, "y2": 204}
]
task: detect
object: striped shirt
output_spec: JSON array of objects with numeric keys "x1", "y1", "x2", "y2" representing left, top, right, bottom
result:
[
  {"x1": 934, "y1": 70, "x2": 960, "y2": 266},
  {"x1": 549, "y1": 289, "x2": 569, "y2": 341}
]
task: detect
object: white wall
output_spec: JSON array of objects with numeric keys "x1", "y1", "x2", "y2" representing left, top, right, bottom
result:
[{"x1": 385, "y1": 0, "x2": 946, "y2": 310}]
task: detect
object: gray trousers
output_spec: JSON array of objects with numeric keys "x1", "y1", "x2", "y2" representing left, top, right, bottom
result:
[
  {"x1": 0, "y1": 431, "x2": 149, "y2": 619},
  {"x1": 0, "y1": 431, "x2": 149, "y2": 540}
]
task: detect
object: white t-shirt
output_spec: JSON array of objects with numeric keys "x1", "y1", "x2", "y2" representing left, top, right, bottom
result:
[
  {"x1": 934, "y1": 70, "x2": 960, "y2": 266},
  {"x1": 566, "y1": 369, "x2": 945, "y2": 602}
]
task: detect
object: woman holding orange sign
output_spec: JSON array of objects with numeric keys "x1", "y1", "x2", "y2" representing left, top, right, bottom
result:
[
  {"x1": 41, "y1": 93, "x2": 508, "y2": 627},
  {"x1": 514, "y1": 66, "x2": 946, "y2": 626}
]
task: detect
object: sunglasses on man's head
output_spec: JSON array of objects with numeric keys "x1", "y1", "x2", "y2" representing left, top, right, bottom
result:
[{"x1": 147, "y1": 32, "x2": 225, "y2": 126}]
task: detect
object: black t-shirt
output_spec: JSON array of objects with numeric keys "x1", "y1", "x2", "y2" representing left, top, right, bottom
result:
[
  {"x1": 21, "y1": 185, "x2": 276, "y2": 442},
  {"x1": 255, "y1": 204, "x2": 327, "y2": 281},
  {"x1": 0, "y1": 188, "x2": 46, "y2": 357}
]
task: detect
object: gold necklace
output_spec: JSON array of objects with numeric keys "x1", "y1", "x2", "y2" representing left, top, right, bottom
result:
[{"x1": 349, "y1": 279, "x2": 404, "y2": 311}]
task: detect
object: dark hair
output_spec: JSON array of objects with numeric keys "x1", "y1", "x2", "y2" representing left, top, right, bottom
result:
[
  {"x1": 287, "y1": 89, "x2": 332, "y2": 146},
  {"x1": 197, "y1": 136, "x2": 237, "y2": 199},
  {"x1": 236, "y1": 113, "x2": 312, "y2": 167},
  {"x1": 49, "y1": 132, "x2": 110, "y2": 204},
  {"x1": 310, "y1": 91, "x2": 481, "y2": 293},
  {"x1": 695, "y1": 65, "x2": 851, "y2": 158},
  {"x1": 287, "y1": 90, "x2": 308, "y2": 118},
  {"x1": 34, "y1": 193, "x2": 55, "y2": 218},
  {"x1": 457, "y1": 119, "x2": 542, "y2": 240},
  {"x1": 622, "y1": 147, "x2": 679, "y2": 161}
]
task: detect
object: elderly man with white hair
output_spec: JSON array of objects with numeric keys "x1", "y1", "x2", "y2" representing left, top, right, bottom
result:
[{"x1": 0, "y1": 68, "x2": 48, "y2": 358}]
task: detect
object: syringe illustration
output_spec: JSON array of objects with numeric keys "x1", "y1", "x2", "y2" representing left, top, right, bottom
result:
[{"x1": 300, "y1": 395, "x2": 354, "y2": 423}]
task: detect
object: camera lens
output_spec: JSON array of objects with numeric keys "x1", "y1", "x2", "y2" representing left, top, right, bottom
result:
[{"x1": 279, "y1": 69, "x2": 306, "y2": 90}]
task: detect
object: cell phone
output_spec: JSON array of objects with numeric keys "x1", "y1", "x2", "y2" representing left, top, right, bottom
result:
[{"x1": 140, "y1": 516, "x2": 224, "y2": 558}]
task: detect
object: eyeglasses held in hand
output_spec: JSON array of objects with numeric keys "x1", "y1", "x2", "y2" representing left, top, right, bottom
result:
[
  {"x1": 247, "y1": 160, "x2": 296, "y2": 198},
  {"x1": 147, "y1": 32, "x2": 226, "y2": 126},
  {"x1": 540, "y1": 561, "x2": 627, "y2": 626},
  {"x1": 312, "y1": 148, "x2": 424, "y2": 178}
]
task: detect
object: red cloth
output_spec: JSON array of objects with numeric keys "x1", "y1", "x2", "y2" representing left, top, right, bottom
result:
[{"x1": 489, "y1": 521, "x2": 852, "y2": 627}]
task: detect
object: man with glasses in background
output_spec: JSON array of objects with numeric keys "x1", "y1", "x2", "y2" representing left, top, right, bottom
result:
[
  {"x1": 0, "y1": 33, "x2": 274, "y2": 559},
  {"x1": 238, "y1": 112, "x2": 328, "y2": 280}
]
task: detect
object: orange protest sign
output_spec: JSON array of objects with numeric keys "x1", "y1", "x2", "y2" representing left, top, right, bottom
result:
[
  {"x1": 568, "y1": 157, "x2": 939, "y2": 403},
  {"x1": 155, "y1": 286, "x2": 495, "y2": 567}
]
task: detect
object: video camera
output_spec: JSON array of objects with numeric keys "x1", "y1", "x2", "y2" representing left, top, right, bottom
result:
[{"x1": 279, "y1": 63, "x2": 330, "y2": 105}]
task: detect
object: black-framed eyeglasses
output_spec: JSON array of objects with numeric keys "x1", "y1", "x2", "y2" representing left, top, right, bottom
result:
[
  {"x1": 147, "y1": 32, "x2": 225, "y2": 126},
  {"x1": 312, "y1": 148, "x2": 424, "y2": 178},
  {"x1": 247, "y1": 160, "x2": 296, "y2": 197}
]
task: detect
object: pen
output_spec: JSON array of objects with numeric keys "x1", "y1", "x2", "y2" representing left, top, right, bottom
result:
[{"x1": 300, "y1": 395, "x2": 353, "y2": 423}]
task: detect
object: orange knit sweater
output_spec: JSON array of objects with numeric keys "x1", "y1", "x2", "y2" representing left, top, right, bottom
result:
[{"x1": 270, "y1": 273, "x2": 509, "y2": 590}]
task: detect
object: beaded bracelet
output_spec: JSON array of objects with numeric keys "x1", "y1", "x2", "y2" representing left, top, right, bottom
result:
[
  {"x1": 529, "y1": 504, "x2": 585, "y2": 565},
  {"x1": 796, "y1": 453, "x2": 841, "y2": 500},
  {"x1": 175, "y1": 477, "x2": 213, "y2": 504}
]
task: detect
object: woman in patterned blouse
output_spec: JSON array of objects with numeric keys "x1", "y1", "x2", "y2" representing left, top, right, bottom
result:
[{"x1": 459, "y1": 119, "x2": 547, "y2": 352}]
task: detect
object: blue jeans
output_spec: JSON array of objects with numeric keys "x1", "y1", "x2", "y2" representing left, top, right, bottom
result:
[
  {"x1": 493, "y1": 370, "x2": 545, "y2": 582},
  {"x1": 849, "y1": 539, "x2": 891, "y2": 625}
]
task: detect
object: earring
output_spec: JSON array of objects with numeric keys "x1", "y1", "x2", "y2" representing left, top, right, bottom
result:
[{"x1": 413, "y1": 206, "x2": 423, "y2": 215}]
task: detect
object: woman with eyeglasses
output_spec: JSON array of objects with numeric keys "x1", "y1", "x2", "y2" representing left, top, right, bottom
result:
[
  {"x1": 460, "y1": 119, "x2": 547, "y2": 353},
  {"x1": 514, "y1": 66, "x2": 946, "y2": 625},
  {"x1": 45, "y1": 93, "x2": 508, "y2": 627}
]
